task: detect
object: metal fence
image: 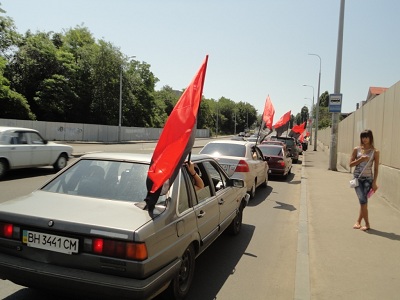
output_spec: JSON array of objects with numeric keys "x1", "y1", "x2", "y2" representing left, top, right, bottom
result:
[{"x1": 0, "y1": 119, "x2": 210, "y2": 142}]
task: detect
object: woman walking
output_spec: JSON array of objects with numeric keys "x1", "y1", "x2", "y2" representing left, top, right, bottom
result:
[{"x1": 349, "y1": 129, "x2": 380, "y2": 231}]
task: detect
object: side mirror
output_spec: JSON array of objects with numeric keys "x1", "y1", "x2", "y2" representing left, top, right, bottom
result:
[{"x1": 228, "y1": 178, "x2": 245, "y2": 188}]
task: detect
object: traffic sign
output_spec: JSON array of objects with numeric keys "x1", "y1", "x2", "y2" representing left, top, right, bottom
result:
[{"x1": 329, "y1": 94, "x2": 342, "y2": 113}]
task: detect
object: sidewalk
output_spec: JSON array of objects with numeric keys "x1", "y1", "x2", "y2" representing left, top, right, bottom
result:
[{"x1": 303, "y1": 147, "x2": 400, "y2": 300}]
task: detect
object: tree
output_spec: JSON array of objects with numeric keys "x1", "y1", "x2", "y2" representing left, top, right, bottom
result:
[
  {"x1": 0, "y1": 56, "x2": 35, "y2": 120},
  {"x1": 0, "y1": 8, "x2": 22, "y2": 59}
]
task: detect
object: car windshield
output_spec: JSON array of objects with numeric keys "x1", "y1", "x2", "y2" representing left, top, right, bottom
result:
[
  {"x1": 200, "y1": 143, "x2": 246, "y2": 157},
  {"x1": 259, "y1": 146, "x2": 283, "y2": 156},
  {"x1": 42, "y1": 159, "x2": 155, "y2": 202}
]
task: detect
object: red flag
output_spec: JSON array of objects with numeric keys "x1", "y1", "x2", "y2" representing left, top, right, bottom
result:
[
  {"x1": 262, "y1": 95, "x2": 275, "y2": 130},
  {"x1": 299, "y1": 133, "x2": 304, "y2": 142},
  {"x1": 273, "y1": 110, "x2": 291, "y2": 137},
  {"x1": 145, "y1": 56, "x2": 208, "y2": 210},
  {"x1": 291, "y1": 121, "x2": 307, "y2": 134}
]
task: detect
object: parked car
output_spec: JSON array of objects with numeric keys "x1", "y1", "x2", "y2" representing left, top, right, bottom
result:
[
  {"x1": 296, "y1": 139, "x2": 303, "y2": 155},
  {"x1": 199, "y1": 140, "x2": 269, "y2": 199},
  {"x1": 0, "y1": 126, "x2": 73, "y2": 179},
  {"x1": 261, "y1": 140, "x2": 287, "y2": 148},
  {"x1": 238, "y1": 132, "x2": 245, "y2": 137},
  {"x1": 246, "y1": 134, "x2": 260, "y2": 143},
  {"x1": 0, "y1": 152, "x2": 249, "y2": 299},
  {"x1": 270, "y1": 136, "x2": 299, "y2": 163},
  {"x1": 302, "y1": 140, "x2": 308, "y2": 151},
  {"x1": 258, "y1": 144, "x2": 292, "y2": 178}
]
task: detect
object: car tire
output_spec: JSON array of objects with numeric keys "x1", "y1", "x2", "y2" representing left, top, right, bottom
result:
[
  {"x1": 249, "y1": 181, "x2": 256, "y2": 199},
  {"x1": 167, "y1": 244, "x2": 196, "y2": 300},
  {"x1": 228, "y1": 203, "x2": 244, "y2": 235},
  {"x1": 0, "y1": 159, "x2": 8, "y2": 180},
  {"x1": 53, "y1": 154, "x2": 68, "y2": 171},
  {"x1": 261, "y1": 174, "x2": 268, "y2": 188}
]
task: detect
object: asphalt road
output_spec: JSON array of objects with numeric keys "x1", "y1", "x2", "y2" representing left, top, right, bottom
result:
[{"x1": 0, "y1": 139, "x2": 303, "y2": 300}]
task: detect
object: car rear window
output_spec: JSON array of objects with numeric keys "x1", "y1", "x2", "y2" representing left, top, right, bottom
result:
[
  {"x1": 272, "y1": 137, "x2": 295, "y2": 147},
  {"x1": 259, "y1": 146, "x2": 283, "y2": 156},
  {"x1": 42, "y1": 159, "x2": 164, "y2": 203},
  {"x1": 200, "y1": 143, "x2": 246, "y2": 157}
]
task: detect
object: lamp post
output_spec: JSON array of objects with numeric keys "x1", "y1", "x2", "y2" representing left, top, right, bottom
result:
[
  {"x1": 302, "y1": 84, "x2": 314, "y2": 146},
  {"x1": 308, "y1": 53, "x2": 322, "y2": 151},
  {"x1": 118, "y1": 56, "x2": 136, "y2": 142}
]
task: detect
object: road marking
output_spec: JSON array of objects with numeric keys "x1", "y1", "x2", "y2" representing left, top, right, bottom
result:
[{"x1": 294, "y1": 154, "x2": 311, "y2": 300}]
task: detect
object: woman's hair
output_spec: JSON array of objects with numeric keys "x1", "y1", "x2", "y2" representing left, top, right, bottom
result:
[{"x1": 359, "y1": 129, "x2": 374, "y2": 147}]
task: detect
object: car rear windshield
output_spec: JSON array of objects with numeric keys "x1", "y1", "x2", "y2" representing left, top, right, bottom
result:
[
  {"x1": 42, "y1": 159, "x2": 166, "y2": 203},
  {"x1": 259, "y1": 146, "x2": 283, "y2": 156},
  {"x1": 200, "y1": 143, "x2": 246, "y2": 157}
]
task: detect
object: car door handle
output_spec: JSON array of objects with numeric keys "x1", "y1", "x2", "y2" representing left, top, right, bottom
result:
[
  {"x1": 197, "y1": 210, "x2": 206, "y2": 218},
  {"x1": 218, "y1": 199, "x2": 224, "y2": 205}
]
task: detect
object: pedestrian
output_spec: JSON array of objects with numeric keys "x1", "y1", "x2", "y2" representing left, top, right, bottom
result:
[{"x1": 349, "y1": 129, "x2": 380, "y2": 231}]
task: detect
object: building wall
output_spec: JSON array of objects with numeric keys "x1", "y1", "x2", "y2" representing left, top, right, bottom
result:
[{"x1": 317, "y1": 80, "x2": 400, "y2": 210}]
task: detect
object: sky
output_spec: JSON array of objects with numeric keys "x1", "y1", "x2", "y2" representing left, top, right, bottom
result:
[{"x1": 2, "y1": 0, "x2": 399, "y2": 122}]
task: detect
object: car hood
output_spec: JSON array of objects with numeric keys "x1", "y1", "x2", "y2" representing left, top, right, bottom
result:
[{"x1": 0, "y1": 191, "x2": 154, "y2": 233}]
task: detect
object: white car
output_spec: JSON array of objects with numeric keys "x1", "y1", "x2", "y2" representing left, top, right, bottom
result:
[
  {"x1": 0, "y1": 126, "x2": 73, "y2": 179},
  {"x1": 199, "y1": 140, "x2": 269, "y2": 198}
]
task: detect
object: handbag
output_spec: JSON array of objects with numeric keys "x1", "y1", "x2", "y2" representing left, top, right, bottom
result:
[{"x1": 349, "y1": 150, "x2": 374, "y2": 188}]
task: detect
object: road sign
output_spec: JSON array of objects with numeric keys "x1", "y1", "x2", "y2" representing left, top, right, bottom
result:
[{"x1": 329, "y1": 94, "x2": 342, "y2": 113}]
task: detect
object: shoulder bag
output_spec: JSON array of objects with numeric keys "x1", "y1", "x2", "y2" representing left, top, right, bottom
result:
[{"x1": 349, "y1": 150, "x2": 374, "y2": 188}]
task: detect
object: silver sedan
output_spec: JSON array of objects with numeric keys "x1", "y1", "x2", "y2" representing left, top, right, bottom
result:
[{"x1": 0, "y1": 152, "x2": 248, "y2": 299}]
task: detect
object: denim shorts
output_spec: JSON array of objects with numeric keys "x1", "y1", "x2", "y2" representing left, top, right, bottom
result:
[{"x1": 354, "y1": 177, "x2": 372, "y2": 205}]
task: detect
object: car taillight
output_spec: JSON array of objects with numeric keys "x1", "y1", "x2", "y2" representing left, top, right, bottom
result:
[
  {"x1": 277, "y1": 160, "x2": 285, "y2": 167},
  {"x1": 0, "y1": 222, "x2": 19, "y2": 239},
  {"x1": 86, "y1": 238, "x2": 148, "y2": 261},
  {"x1": 235, "y1": 160, "x2": 250, "y2": 172}
]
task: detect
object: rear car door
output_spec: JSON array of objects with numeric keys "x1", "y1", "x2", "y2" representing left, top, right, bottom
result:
[{"x1": 8, "y1": 131, "x2": 32, "y2": 167}]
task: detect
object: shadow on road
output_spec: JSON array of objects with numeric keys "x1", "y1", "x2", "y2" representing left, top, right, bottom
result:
[{"x1": 2, "y1": 167, "x2": 56, "y2": 181}]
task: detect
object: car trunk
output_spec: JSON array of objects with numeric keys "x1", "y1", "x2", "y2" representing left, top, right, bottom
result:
[{"x1": 213, "y1": 156, "x2": 241, "y2": 177}]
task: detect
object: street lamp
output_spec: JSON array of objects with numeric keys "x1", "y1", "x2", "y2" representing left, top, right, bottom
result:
[
  {"x1": 308, "y1": 53, "x2": 322, "y2": 151},
  {"x1": 118, "y1": 56, "x2": 136, "y2": 142},
  {"x1": 303, "y1": 84, "x2": 314, "y2": 146}
]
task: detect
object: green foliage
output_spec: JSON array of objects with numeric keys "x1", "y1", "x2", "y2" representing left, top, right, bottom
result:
[
  {"x1": 1, "y1": 10, "x2": 320, "y2": 133},
  {"x1": 0, "y1": 56, "x2": 35, "y2": 119}
]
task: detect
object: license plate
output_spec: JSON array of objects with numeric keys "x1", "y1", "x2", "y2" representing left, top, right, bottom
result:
[{"x1": 23, "y1": 230, "x2": 79, "y2": 255}]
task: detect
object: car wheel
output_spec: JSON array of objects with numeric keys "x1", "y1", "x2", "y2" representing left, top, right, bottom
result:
[
  {"x1": 168, "y1": 244, "x2": 195, "y2": 300},
  {"x1": 261, "y1": 174, "x2": 268, "y2": 188},
  {"x1": 53, "y1": 154, "x2": 68, "y2": 171},
  {"x1": 0, "y1": 159, "x2": 8, "y2": 180},
  {"x1": 249, "y1": 181, "x2": 256, "y2": 199},
  {"x1": 228, "y1": 203, "x2": 244, "y2": 235}
]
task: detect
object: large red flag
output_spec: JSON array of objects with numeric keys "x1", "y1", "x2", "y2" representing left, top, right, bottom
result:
[
  {"x1": 262, "y1": 95, "x2": 275, "y2": 130},
  {"x1": 291, "y1": 121, "x2": 307, "y2": 134},
  {"x1": 289, "y1": 121, "x2": 307, "y2": 139},
  {"x1": 273, "y1": 110, "x2": 291, "y2": 128},
  {"x1": 145, "y1": 56, "x2": 208, "y2": 211}
]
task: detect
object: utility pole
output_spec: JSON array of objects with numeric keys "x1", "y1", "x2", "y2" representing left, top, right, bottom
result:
[{"x1": 329, "y1": 0, "x2": 345, "y2": 171}]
